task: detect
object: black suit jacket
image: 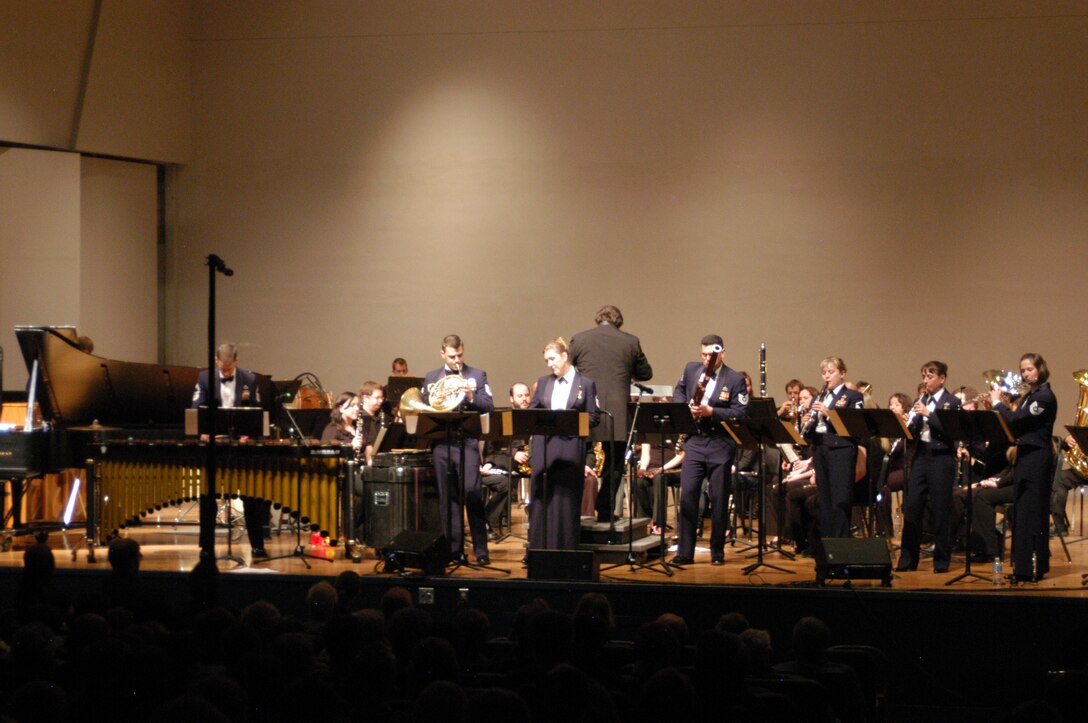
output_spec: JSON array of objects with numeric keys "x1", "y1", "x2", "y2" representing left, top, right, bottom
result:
[
  {"x1": 529, "y1": 370, "x2": 601, "y2": 468},
  {"x1": 570, "y1": 322, "x2": 652, "y2": 442},
  {"x1": 907, "y1": 387, "x2": 962, "y2": 452},
  {"x1": 996, "y1": 382, "x2": 1057, "y2": 450},
  {"x1": 421, "y1": 364, "x2": 494, "y2": 441},
  {"x1": 192, "y1": 367, "x2": 260, "y2": 408},
  {"x1": 805, "y1": 385, "x2": 865, "y2": 449},
  {"x1": 672, "y1": 361, "x2": 749, "y2": 439}
]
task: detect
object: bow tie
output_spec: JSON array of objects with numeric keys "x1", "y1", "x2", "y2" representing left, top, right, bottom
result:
[
  {"x1": 445, "y1": 369, "x2": 460, "y2": 376},
  {"x1": 221, "y1": 375, "x2": 234, "y2": 383}
]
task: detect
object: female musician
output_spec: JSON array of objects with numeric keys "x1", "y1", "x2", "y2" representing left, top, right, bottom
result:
[
  {"x1": 874, "y1": 392, "x2": 912, "y2": 537},
  {"x1": 991, "y1": 353, "x2": 1057, "y2": 582},
  {"x1": 320, "y1": 391, "x2": 363, "y2": 454},
  {"x1": 528, "y1": 337, "x2": 600, "y2": 550},
  {"x1": 782, "y1": 386, "x2": 819, "y2": 553},
  {"x1": 804, "y1": 358, "x2": 865, "y2": 540}
]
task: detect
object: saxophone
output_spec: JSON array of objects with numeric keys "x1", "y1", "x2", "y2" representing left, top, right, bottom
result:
[
  {"x1": 516, "y1": 441, "x2": 532, "y2": 476},
  {"x1": 593, "y1": 442, "x2": 605, "y2": 476}
]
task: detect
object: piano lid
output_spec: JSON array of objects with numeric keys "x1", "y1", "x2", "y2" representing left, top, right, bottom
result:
[{"x1": 15, "y1": 326, "x2": 201, "y2": 427}]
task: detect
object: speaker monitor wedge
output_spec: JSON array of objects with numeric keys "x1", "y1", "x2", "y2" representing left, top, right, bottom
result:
[
  {"x1": 815, "y1": 538, "x2": 892, "y2": 587},
  {"x1": 379, "y1": 530, "x2": 450, "y2": 575}
]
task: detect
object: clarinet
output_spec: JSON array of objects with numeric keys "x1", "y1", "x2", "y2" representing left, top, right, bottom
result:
[
  {"x1": 800, "y1": 383, "x2": 829, "y2": 437},
  {"x1": 759, "y1": 342, "x2": 767, "y2": 398}
]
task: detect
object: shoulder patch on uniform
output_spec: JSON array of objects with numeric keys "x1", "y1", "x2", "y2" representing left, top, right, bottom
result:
[
  {"x1": 737, "y1": 393, "x2": 749, "y2": 405},
  {"x1": 483, "y1": 383, "x2": 492, "y2": 396},
  {"x1": 1029, "y1": 401, "x2": 1044, "y2": 416}
]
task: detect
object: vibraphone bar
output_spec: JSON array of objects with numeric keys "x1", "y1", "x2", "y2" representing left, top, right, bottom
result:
[{"x1": 90, "y1": 440, "x2": 348, "y2": 546}]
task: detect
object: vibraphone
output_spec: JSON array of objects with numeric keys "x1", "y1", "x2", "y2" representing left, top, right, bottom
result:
[{"x1": 89, "y1": 440, "x2": 348, "y2": 546}]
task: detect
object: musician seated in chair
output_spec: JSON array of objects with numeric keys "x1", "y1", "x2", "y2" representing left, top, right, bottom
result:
[
  {"x1": 191, "y1": 342, "x2": 270, "y2": 558},
  {"x1": 320, "y1": 391, "x2": 364, "y2": 451},
  {"x1": 480, "y1": 382, "x2": 532, "y2": 538},
  {"x1": 357, "y1": 381, "x2": 385, "y2": 464}
]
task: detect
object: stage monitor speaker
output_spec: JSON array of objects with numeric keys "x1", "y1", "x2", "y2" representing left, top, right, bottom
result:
[
  {"x1": 379, "y1": 530, "x2": 450, "y2": 575},
  {"x1": 527, "y1": 549, "x2": 599, "y2": 581},
  {"x1": 815, "y1": 538, "x2": 892, "y2": 587}
]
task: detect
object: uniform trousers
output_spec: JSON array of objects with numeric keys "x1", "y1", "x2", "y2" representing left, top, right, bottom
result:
[
  {"x1": 1011, "y1": 443, "x2": 1053, "y2": 578},
  {"x1": 813, "y1": 441, "x2": 857, "y2": 539},
  {"x1": 899, "y1": 446, "x2": 955, "y2": 569},
  {"x1": 433, "y1": 440, "x2": 488, "y2": 558},
  {"x1": 676, "y1": 435, "x2": 734, "y2": 558}
]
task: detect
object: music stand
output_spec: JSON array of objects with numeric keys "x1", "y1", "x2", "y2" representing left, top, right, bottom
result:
[
  {"x1": 196, "y1": 408, "x2": 267, "y2": 567},
  {"x1": 723, "y1": 417, "x2": 803, "y2": 575},
  {"x1": 936, "y1": 409, "x2": 1014, "y2": 585},
  {"x1": 494, "y1": 409, "x2": 587, "y2": 559},
  {"x1": 830, "y1": 408, "x2": 910, "y2": 538},
  {"x1": 409, "y1": 410, "x2": 508, "y2": 574},
  {"x1": 603, "y1": 402, "x2": 695, "y2": 577}
]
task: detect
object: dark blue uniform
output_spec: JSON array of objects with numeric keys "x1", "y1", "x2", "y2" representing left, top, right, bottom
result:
[
  {"x1": 672, "y1": 361, "x2": 749, "y2": 561},
  {"x1": 996, "y1": 382, "x2": 1057, "y2": 580},
  {"x1": 528, "y1": 371, "x2": 600, "y2": 550},
  {"x1": 897, "y1": 388, "x2": 962, "y2": 572},
  {"x1": 804, "y1": 385, "x2": 865, "y2": 540},
  {"x1": 422, "y1": 364, "x2": 494, "y2": 559},
  {"x1": 191, "y1": 367, "x2": 268, "y2": 555}
]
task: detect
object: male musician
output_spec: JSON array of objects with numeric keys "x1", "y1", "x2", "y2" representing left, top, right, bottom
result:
[
  {"x1": 1051, "y1": 435, "x2": 1087, "y2": 537},
  {"x1": 191, "y1": 342, "x2": 270, "y2": 558},
  {"x1": 357, "y1": 381, "x2": 385, "y2": 464},
  {"x1": 669, "y1": 335, "x2": 749, "y2": 566},
  {"x1": 422, "y1": 334, "x2": 495, "y2": 563},
  {"x1": 391, "y1": 358, "x2": 409, "y2": 376},
  {"x1": 570, "y1": 305, "x2": 653, "y2": 522},
  {"x1": 895, "y1": 361, "x2": 962, "y2": 573},
  {"x1": 480, "y1": 382, "x2": 532, "y2": 537},
  {"x1": 777, "y1": 379, "x2": 805, "y2": 422}
]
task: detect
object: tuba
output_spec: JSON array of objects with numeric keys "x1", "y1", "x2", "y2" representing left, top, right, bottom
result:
[{"x1": 1066, "y1": 369, "x2": 1088, "y2": 478}]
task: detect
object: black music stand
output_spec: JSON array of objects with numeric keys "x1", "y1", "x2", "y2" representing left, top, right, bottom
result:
[
  {"x1": 936, "y1": 409, "x2": 1014, "y2": 585},
  {"x1": 603, "y1": 402, "x2": 695, "y2": 577},
  {"x1": 494, "y1": 409, "x2": 587, "y2": 559},
  {"x1": 411, "y1": 410, "x2": 508, "y2": 574},
  {"x1": 723, "y1": 417, "x2": 803, "y2": 575},
  {"x1": 196, "y1": 409, "x2": 258, "y2": 568},
  {"x1": 830, "y1": 408, "x2": 910, "y2": 538}
]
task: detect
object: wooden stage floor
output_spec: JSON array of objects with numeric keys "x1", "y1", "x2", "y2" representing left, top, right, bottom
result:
[{"x1": 7, "y1": 500, "x2": 1088, "y2": 599}]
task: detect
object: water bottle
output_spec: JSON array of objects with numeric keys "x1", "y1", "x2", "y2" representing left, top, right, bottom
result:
[{"x1": 992, "y1": 556, "x2": 1003, "y2": 585}]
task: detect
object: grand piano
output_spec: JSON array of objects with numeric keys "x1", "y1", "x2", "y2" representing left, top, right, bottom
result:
[{"x1": 1, "y1": 326, "x2": 347, "y2": 556}]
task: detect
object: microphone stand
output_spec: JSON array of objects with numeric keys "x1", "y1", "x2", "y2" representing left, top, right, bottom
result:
[{"x1": 202, "y1": 254, "x2": 233, "y2": 566}]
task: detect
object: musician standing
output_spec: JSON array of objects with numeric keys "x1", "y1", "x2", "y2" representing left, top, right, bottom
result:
[
  {"x1": 191, "y1": 342, "x2": 270, "y2": 558},
  {"x1": 570, "y1": 305, "x2": 653, "y2": 522},
  {"x1": 991, "y1": 353, "x2": 1057, "y2": 582},
  {"x1": 803, "y1": 357, "x2": 864, "y2": 542},
  {"x1": 895, "y1": 361, "x2": 961, "y2": 573},
  {"x1": 669, "y1": 335, "x2": 748, "y2": 566},
  {"x1": 528, "y1": 338, "x2": 600, "y2": 550},
  {"x1": 422, "y1": 334, "x2": 495, "y2": 564}
]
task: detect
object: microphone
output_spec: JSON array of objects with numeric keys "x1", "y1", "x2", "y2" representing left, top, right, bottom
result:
[
  {"x1": 633, "y1": 383, "x2": 653, "y2": 395},
  {"x1": 207, "y1": 254, "x2": 234, "y2": 276}
]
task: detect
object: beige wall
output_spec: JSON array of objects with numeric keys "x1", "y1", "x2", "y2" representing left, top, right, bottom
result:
[
  {"x1": 0, "y1": 0, "x2": 191, "y2": 162},
  {"x1": 171, "y1": 1, "x2": 1088, "y2": 410}
]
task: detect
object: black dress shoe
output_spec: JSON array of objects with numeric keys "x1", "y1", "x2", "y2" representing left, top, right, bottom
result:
[
  {"x1": 251, "y1": 548, "x2": 268, "y2": 559},
  {"x1": 894, "y1": 563, "x2": 916, "y2": 572},
  {"x1": 669, "y1": 556, "x2": 694, "y2": 567},
  {"x1": 476, "y1": 555, "x2": 490, "y2": 565},
  {"x1": 711, "y1": 555, "x2": 725, "y2": 566},
  {"x1": 933, "y1": 564, "x2": 949, "y2": 573}
]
